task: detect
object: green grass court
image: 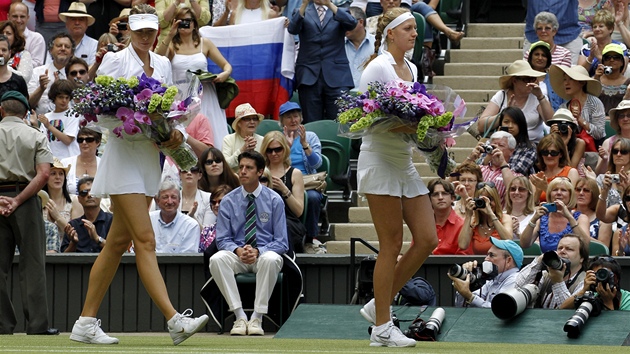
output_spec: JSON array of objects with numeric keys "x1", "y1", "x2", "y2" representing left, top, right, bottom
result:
[{"x1": 0, "y1": 334, "x2": 627, "y2": 354}]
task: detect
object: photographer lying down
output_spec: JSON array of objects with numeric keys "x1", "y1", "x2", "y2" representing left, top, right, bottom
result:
[
  {"x1": 559, "y1": 256, "x2": 630, "y2": 311},
  {"x1": 515, "y1": 234, "x2": 588, "y2": 308},
  {"x1": 449, "y1": 238, "x2": 523, "y2": 307}
]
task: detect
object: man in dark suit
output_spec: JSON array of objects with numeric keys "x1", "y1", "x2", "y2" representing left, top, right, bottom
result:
[{"x1": 288, "y1": 0, "x2": 356, "y2": 123}]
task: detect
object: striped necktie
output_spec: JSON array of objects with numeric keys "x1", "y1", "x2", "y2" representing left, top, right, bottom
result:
[
  {"x1": 245, "y1": 194, "x2": 257, "y2": 248},
  {"x1": 317, "y1": 6, "x2": 326, "y2": 26}
]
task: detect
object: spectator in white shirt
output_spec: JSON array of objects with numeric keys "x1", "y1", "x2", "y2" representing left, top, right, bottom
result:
[{"x1": 9, "y1": 2, "x2": 45, "y2": 67}]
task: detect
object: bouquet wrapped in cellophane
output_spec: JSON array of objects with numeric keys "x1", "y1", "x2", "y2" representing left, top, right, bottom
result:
[
  {"x1": 69, "y1": 74, "x2": 202, "y2": 170},
  {"x1": 336, "y1": 81, "x2": 472, "y2": 178}
]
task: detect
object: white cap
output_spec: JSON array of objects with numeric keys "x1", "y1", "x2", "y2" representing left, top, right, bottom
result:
[{"x1": 128, "y1": 14, "x2": 158, "y2": 31}]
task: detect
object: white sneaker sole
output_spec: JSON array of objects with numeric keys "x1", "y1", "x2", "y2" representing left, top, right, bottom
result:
[
  {"x1": 360, "y1": 307, "x2": 375, "y2": 324},
  {"x1": 69, "y1": 333, "x2": 119, "y2": 345},
  {"x1": 369, "y1": 340, "x2": 416, "y2": 348}
]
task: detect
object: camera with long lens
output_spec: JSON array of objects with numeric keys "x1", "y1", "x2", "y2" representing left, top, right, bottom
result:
[
  {"x1": 403, "y1": 308, "x2": 445, "y2": 341},
  {"x1": 564, "y1": 291, "x2": 603, "y2": 338},
  {"x1": 491, "y1": 284, "x2": 539, "y2": 320},
  {"x1": 473, "y1": 198, "x2": 486, "y2": 210},
  {"x1": 449, "y1": 261, "x2": 498, "y2": 292},
  {"x1": 590, "y1": 268, "x2": 615, "y2": 292},
  {"x1": 558, "y1": 122, "x2": 569, "y2": 135},
  {"x1": 542, "y1": 251, "x2": 571, "y2": 278},
  {"x1": 604, "y1": 66, "x2": 613, "y2": 75}
]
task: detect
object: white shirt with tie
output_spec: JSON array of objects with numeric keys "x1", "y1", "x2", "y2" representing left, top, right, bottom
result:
[{"x1": 28, "y1": 63, "x2": 68, "y2": 115}]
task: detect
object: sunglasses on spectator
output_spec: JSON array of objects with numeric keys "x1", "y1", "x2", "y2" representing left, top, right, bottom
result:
[
  {"x1": 205, "y1": 158, "x2": 222, "y2": 165},
  {"x1": 210, "y1": 199, "x2": 222, "y2": 206},
  {"x1": 612, "y1": 148, "x2": 630, "y2": 155},
  {"x1": 240, "y1": 117, "x2": 258, "y2": 123},
  {"x1": 509, "y1": 186, "x2": 528, "y2": 193},
  {"x1": 180, "y1": 166, "x2": 200, "y2": 174},
  {"x1": 535, "y1": 26, "x2": 553, "y2": 32},
  {"x1": 624, "y1": 195, "x2": 630, "y2": 202},
  {"x1": 603, "y1": 56, "x2": 623, "y2": 62},
  {"x1": 515, "y1": 76, "x2": 537, "y2": 83},
  {"x1": 540, "y1": 149, "x2": 561, "y2": 157},
  {"x1": 69, "y1": 69, "x2": 87, "y2": 76},
  {"x1": 77, "y1": 137, "x2": 96, "y2": 143},
  {"x1": 266, "y1": 146, "x2": 284, "y2": 154},
  {"x1": 617, "y1": 112, "x2": 630, "y2": 119},
  {"x1": 575, "y1": 187, "x2": 591, "y2": 193},
  {"x1": 476, "y1": 182, "x2": 496, "y2": 190},
  {"x1": 593, "y1": 255, "x2": 615, "y2": 262},
  {"x1": 78, "y1": 189, "x2": 91, "y2": 197}
]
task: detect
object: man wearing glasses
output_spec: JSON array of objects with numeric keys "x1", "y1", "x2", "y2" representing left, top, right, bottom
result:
[
  {"x1": 515, "y1": 234, "x2": 588, "y2": 309},
  {"x1": 64, "y1": 57, "x2": 89, "y2": 87},
  {"x1": 448, "y1": 238, "x2": 523, "y2": 308},
  {"x1": 61, "y1": 176, "x2": 112, "y2": 253}
]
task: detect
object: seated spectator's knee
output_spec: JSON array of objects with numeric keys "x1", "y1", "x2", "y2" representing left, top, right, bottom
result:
[
  {"x1": 258, "y1": 251, "x2": 283, "y2": 269},
  {"x1": 307, "y1": 190, "x2": 322, "y2": 207}
]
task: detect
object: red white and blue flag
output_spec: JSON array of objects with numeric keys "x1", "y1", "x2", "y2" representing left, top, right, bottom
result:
[{"x1": 199, "y1": 18, "x2": 295, "y2": 119}]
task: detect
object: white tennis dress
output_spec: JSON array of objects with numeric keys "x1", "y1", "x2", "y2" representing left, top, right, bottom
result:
[
  {"x1": 91, "y1": 46, "x2": 173, "y2": 197},
  {"x1": 356, "y1": 51, "x2": 428, "y2": 198}
]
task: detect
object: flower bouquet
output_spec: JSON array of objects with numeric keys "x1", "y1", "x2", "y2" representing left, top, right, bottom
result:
[
  {"x1": 70, "y1": 74, "x2": 201, "y2": 170},
  {"x1": 336, "y1": 81, "x2": 471, "y2": 178}
]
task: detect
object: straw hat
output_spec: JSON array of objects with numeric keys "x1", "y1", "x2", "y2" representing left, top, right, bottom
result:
[
  {"x1": 498, "y1": 60, "x2": 546, "y2": 89},
  {"x1": 59, "y1": 2, "x2": 95, "y2": 26},
  {"x1": 609, "y1": 100, "x2": 630, "y2": 131},
  {"x1": 545, "y1": 108, "x2": 578, "y2": 131},
  {"x1": 37, "y1": 190, "x2": 49, "y2": 208},
  {"x1": 51, "y1": 157, "x2": 70, "y2": 175},
  {"x1": 549, "y1": 65, "x2": 602, "y2": 100},
  {"x1": 232, "y1": 103, "x2": 264, "y2": 131}
]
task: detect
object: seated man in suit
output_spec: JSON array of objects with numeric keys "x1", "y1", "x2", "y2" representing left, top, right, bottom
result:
[
  {"x1": 209, "y1": 151, "x2": 289, "y2": 336},
  {"x1": 61, "y1": 176, "x2": 112, "y2": 253}
]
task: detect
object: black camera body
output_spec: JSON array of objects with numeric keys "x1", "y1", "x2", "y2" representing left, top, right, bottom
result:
[
  {"x1": 403, "y1": 308, "x2": 445, "y2": 341},
  {"x1": 106, "y1": 44, "x2": 118, "y2": 52},
  {"x1": 179, "y1": 19, "x2": 191, "y2": 28},
  {"x1": 558, "y1": 122, "x2": 569, "y2": 135},
  {"x1": 483, "y1": 145, "x2": 493, "y2": 154},
  {"x1": 542, "y1": 251, "x2": 571, "y2": 278},
  {"x1": 564, "y1": 291, "x2": 603, "y2": 338},
  {"x1": 449, "y1": 262, "x2": 498, "y2": 292},
  {"x1": 591, "y1": 268, "x2": 615, "y2": 292},
  {"x1": 604, "y1": 66, "x2": 613, "y2": 75},
  {"x1": 117, "y1": 22, "x2": 128, "y2": 31},
  {"x1": 473, "y1": 198, "x2": 486, "y2": 210}
]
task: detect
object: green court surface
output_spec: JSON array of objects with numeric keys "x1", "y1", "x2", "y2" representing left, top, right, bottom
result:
[{"x1": 276, "y1": 304, "x2": 630, "y2": 346}]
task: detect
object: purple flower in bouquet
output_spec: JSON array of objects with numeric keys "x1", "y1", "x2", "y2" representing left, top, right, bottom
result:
[
  {"x1": 136, "y1": 73, "x2": 166, "y2": 95},
  {"x1": 135, "y1": 88, "x2": 153, "y2": 102},
  {"x1": 362, "y1": 99, "x2": 378, "y2": 113}
]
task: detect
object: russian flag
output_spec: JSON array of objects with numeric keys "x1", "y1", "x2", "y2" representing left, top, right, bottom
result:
[{"x1": 199, "y1": 18, "x2": 295, "y2": 119}]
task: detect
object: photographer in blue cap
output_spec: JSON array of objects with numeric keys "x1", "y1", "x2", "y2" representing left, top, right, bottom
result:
[
  {"x1": 449, "y1": 237, "x2": 523, "y2": 307},
  {"x1": 0, "y1": 91, "x2": 57, "y2": 335}
]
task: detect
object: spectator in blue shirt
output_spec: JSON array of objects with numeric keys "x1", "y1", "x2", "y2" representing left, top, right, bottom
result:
[
  {"x1": 345, "y1": 7, "x2": 375, "y2": 89},
  {"x1": 209, "y1": 151, "x2": 288, "y2": 336}
]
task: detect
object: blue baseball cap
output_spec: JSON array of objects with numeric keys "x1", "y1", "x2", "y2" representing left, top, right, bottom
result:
[
  {"x1": 279, "y1": 101, "x2": 301, "y2": 116},
  {"x1": 490, "y1": 238, "x2": 523, "y2": 269}
]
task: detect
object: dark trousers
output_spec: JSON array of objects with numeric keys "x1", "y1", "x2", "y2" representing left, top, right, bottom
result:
[
  {"x1": 0, "y1": 194, "x2": 49, "y2": 334},
  {"x1": 298, "y1": 76, "x2": 350, "y2": 123}
]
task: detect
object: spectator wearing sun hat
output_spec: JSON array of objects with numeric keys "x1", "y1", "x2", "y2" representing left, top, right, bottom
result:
[
  {"x1": 550, "y1": 64, "x2": 605, "y2": 150},
  {"x1": 222, "y1": 103, "x2": 264, "y2": 171},
  {"x1": 44, "y1": 2, "x2": 98, "y2": 66},
  {"x1": 477, "y1": 59, "x2": 553, "y2": 144}
]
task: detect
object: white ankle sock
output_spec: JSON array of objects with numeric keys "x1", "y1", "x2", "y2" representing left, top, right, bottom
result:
[
  {"x1": 251, "y1": 311, "x2": 263, "y2": 321},
  {"x1": 78, "y1": 316, "x2": 96, "y2": 325},
  {"x1": 234, "y1": 307, "x2": 247, "y2": 320},
  {"x1": 373, "y1": 321, "x2": 391, "y2": 332}
]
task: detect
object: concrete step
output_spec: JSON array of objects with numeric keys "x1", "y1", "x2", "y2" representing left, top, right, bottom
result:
[
  {"x1": 467, "y1": 23, "x2": 525, "y2": 38},
  {"x1": 348, "y1": 206, "x2": 373, "y2": 223},
  {"x1": 433, "y1": 76, "x2": 500, "y2": 90},
  {"x1": 454, "y1": 89, "x2": 499, "y2": 103},
  {"x1": 460, "y1": 37, "x2": 525, "y2": 50},
  {"x1": 448, "y1": 49, "x2": 523, "y2": 63},
  {"x1": 444, "y1": 63, "x2": 511, "y2": 77},
  {"x1": 325, "y1": 240, "x2": 411, "y2": 254},
  {"x1": 333, "y1": 223, "x2": 413, "y2": 241}
]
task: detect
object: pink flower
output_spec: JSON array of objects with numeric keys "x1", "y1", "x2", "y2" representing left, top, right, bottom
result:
[
  {"x1": 363, "y1": 99, "x2": 377, "y2": 113},
  {"x1": 444, "y1": 137, "x2": 456, "y2": 148},
  {"x1": 135, "y1": 88, "x2": 153, "y2": 102},
  {"x1": 116, "y1": 107, "x2": 134, "y2": 121},
  {"x1": 134, "y1": 111, "x2": 151, "y2": 124}
]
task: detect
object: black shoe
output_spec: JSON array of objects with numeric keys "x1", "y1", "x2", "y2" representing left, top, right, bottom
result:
[{"x1": 28, "y1": 328, "x2": 60, "y2": 335}]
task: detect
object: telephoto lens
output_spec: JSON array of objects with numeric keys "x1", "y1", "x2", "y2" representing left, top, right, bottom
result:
[
  {"x1": 491, "y1": 284, "x2": 539, "y2": 320},
  {"x1": 564, "y1": 301, "x2": 593, "y2": 338},
  {"x1": 418, "y1": 308, "x2": 445, "y2": 341},
  {"x1": 449, "y1": 264, "x2": 470, "y2": 281},
  {"x1": 542, "y1": 251, "x2": 571, "y2": 277}
]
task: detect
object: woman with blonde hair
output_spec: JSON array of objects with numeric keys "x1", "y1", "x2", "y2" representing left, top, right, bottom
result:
[
  {"x1": 356, "y1": 8, "x2": 437, "y2": 348},
  {"x1": 574, "y1": 177, "x2": 608, "y2": 244},
  {"x1": 214, "y1": 0, "x2": 280, "y2": 26},
  {"x1": 458, "y1": 182, "x2": 513, "y2": 255},
  {"x1": 261, "y1": 131, "x2": 306, "y2": 251},
  {"x1": 530, "y1": 133, "x2": 580, "y2": 203},
  {"x1": 505, "y1": 176, "x2": 536, "y2": 236},
  {"x1": 520, "y1": 177, "x2": 590, "y2": 252}
]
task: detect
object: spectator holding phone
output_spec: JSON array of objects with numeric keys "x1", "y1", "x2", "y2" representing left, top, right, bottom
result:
[{"x1": 520, "y1": 177, "x2": 590, "y2": 253}]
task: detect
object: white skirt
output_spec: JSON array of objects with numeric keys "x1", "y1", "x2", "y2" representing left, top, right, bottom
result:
[{"x1": 357, "y1": 132, "x2": 428, "y2": 198}]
